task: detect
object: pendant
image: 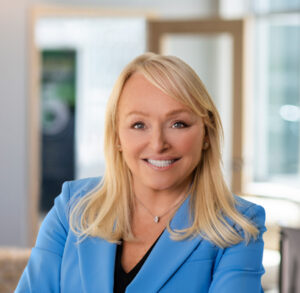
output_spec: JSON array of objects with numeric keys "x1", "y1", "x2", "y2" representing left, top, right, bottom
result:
[{"x1": 154, "y1": 216, "x2": 159, "y2": 223}]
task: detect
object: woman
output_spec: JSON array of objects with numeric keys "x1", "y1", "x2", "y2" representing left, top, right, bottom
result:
[{"x1": 16, "y1": 53, "x2": 266, "y2": 293}]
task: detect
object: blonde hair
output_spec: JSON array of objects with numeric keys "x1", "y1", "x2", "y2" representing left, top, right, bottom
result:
[{"x1": 69, "y1": 52, "x2": 258, "y2": 247}]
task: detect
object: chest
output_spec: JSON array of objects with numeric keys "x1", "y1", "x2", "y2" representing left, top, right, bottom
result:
[
  {"x1": 60, "y1": 232, "x2": 219, "y2": 293},
  {"x1": 121, "y1": 216, "x2": 166, "y2": 273},
  {"x1": 121, "y1": 228, "x2": 164, "y2": 273}
]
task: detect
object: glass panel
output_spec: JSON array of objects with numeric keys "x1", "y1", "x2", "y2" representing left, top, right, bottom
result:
[
  {"x1": 253, "y1": 0, "x2": 300, "y2": 13},
  {"x1": 162, "y1": 34, "x2": 233, "y2": 187},
  {"x1": 36, "y1": 17, "x2": 146, "y2": 182},
  {"x1": 249, "y1": 15, "x2": 300, "y2": 198}
]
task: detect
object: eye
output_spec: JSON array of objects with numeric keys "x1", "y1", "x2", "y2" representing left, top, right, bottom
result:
[
  {"x1": 172, "y1": 121, "x2": 189, "y2": 128},
  {"x1": 132, "y1": 121, "x2": 145, "y2": 129}
]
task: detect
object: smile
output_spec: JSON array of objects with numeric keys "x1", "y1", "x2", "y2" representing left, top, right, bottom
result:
[{"x1": 144, "y1": 158, "x2": 180, "y2": 169}]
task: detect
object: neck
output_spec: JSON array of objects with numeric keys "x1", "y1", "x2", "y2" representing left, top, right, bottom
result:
[{"x1": 132, "y1": 179, "x2": 191, "y2": 216}]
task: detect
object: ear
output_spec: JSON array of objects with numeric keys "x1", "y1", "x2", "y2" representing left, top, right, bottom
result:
[
  {"x1": 116, "y1": 137, "x2": 122, "y2": 152},
  {"x1": 202, "y1": 140, "x2": 209, "y2": 150},
  {"x1": 202, "y1": 125, "x2": 210, "y2": 150}
]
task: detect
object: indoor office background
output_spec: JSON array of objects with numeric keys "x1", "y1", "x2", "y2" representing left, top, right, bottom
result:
[{"x1": 0, "y1": 0, "x2": 299, "y2": 292}]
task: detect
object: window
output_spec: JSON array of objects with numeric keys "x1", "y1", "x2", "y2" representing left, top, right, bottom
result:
[
  {"x1": 36, "y1": 17, "x2": 147, "y2": 179},
  {"x1": 245, "y1": 1, "x2": 300, "y2": 199}
]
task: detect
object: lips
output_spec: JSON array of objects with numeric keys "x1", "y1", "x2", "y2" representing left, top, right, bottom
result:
[{"x1": 143, "y1": 158, "x2": 180, "y2": 168}]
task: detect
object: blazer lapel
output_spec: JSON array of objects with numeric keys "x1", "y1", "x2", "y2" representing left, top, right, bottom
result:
[
  {"x1": 126, "y1": 196, "x2": 203, "y2": 293},
  {"x1": 77, "y1": 236, "x2": 116, "y2": 293}
]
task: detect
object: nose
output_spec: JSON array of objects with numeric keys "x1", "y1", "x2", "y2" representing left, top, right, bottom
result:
[{"x1": 150, "y1": 126, "x2": 170, "y2": 152}]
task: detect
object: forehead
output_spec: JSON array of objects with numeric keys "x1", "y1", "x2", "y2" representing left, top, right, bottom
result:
[{"x1": 118, "y1": 73, "x2": 192, "y2": 116}]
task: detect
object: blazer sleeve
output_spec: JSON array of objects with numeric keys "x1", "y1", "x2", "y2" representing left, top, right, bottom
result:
[
  {"x1": 208, "y1": 204, "x2": 266, "y2": 293},
  {"x1": 15, "y1": 181, "x2": 71, "y2": 293}
]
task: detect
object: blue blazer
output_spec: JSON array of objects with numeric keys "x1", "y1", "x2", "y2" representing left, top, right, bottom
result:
[{"x1": 16, "y1": 177, "x2": 266, "y2": 293}]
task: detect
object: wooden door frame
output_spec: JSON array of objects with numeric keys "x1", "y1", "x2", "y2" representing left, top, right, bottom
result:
[{"x1": 147, "y1": 18, "x2": 250, "y2": 194}]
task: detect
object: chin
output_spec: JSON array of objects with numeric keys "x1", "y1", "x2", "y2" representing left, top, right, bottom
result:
[{"x1": 144, "y1": 178, "x2": 180, "y2": 192}]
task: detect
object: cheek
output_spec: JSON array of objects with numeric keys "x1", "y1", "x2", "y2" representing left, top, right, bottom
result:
[
  {"x1": 172, "y1": 131, "x2": 203, "y2": 154},
  {"x1": 119, "y1": 130, "x2": 145, "y2": 156}
]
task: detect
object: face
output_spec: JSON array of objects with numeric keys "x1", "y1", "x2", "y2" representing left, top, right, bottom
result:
[{"x1": 117, "y1": 73, "x2": 206, "y2": 195}]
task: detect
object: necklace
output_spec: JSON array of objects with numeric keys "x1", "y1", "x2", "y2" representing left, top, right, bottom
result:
[{"x1": 135, "y1": 193, "x2": 187, "y2": 223}]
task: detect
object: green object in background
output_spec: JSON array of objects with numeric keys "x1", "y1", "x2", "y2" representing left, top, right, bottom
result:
[
  {"x1": 41, "y1": 50, "x2": 76, "y2": 108},
  {"x1": 40, "y1": 49, "x2": 76, "y2": 212}
]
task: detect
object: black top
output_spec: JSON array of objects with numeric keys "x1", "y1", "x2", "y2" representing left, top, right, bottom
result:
[{"x1": 113, "y1": 232, "x2": 163, "y2": 293}]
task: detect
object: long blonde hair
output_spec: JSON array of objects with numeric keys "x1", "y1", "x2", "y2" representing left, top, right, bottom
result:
[{"x1": 69, "y1": 52, "x2": 258, "y2": 247}]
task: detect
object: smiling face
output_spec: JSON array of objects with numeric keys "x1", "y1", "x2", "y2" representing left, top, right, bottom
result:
[{"x1": 117, "y1": 73, "x2": 206, "y2": 195}]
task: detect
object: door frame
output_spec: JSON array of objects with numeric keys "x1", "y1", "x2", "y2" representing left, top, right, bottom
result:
[{"x1": 147, "y1": 18, "x2": 251, "y2": 194}]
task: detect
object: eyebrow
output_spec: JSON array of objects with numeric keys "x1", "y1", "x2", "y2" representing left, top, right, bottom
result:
[{"x1": 126, "y1": 109, "x2": 192, "y2": 117}]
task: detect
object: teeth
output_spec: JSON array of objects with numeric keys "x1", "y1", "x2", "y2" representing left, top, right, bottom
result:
[{"x1": 147, "y1": 159, "x2": 175, "y2": 167}]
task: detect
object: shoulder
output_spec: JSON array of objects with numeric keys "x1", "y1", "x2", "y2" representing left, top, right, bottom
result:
[
  {"x1": 52, "y1": 176, "x2": 102, "y2": 209},
  {"x1": 209, "y1": 198, "x2": 266, "y2": 292},
  {"x1": 234, "y1": 195, "x2": 265, "y2": 218},
  {"x1": 233, "y1": 195, "x2": 266, "y2": 230},
  {"x1": 34, "y1": 177, "x2": 100, "y2": 252},
  {"x1": 66, "y1": 176, "x2": 102, "y2": 198},
  {"x1": 49, "y1": 177, "x2": 102, "y2": 229},
  {"x1": 59, "y1": 176, "x2": 102, "y2": 219}
]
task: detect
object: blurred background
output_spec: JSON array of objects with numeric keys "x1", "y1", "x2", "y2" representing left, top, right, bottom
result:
[{"x1": 0, "y1": 0, "x2": 299, "y2": 292}]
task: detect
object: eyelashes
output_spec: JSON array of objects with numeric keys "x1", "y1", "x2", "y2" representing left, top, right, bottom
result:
[
  {"x1": 132, "y1": 121, "x2": 145, "y2": 129},
  {"x1": 130, "y1": 121, "x2": 190, "y2": 129},
  {"x1": 172, "y1": 121, "x2": 189, "y2": 128}
]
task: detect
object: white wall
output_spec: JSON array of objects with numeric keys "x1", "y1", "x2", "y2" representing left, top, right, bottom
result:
[
  {"x1": 0, "y1": 0, "x2": 219, "y2": 246},
  {"x1": 0, "y1": 0, "x2": 29, "y2": 246}
]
